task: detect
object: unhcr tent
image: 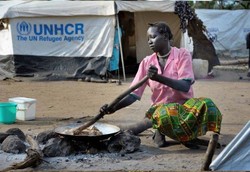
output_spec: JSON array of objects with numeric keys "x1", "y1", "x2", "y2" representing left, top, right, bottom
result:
[
  {"x1": 0, "y1": 1, "x2": 186, "y2": 80},
  {"x1": 195, "y1": 9, "x2": 250, "y2": 58},
  {"x1": 209, "y1": 120, "x2": 250, "y2": 171},
  {"x1": 0, "y1": 1, "x2": 116, "y2": 80}
]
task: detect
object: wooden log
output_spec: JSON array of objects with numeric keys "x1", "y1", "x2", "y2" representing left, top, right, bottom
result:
[
  {"x1": 119, "y1": 118, "x2": 152, "y2": 135},
  {"x1": 213, "y1": 65, "x2": 248, "y2": 71},
  {"x1": 2, "y1": 135, "x2": 44, "y2": 171},
  {"x1": 201, "y1": 133, "x2": 219, "y2": 171},
  {"x1": 220, "y1": 59, "x2": 248, "y2": 66}
]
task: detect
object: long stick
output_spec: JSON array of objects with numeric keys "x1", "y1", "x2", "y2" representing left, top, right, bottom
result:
[
  {"x1": 72, "y1": 75, "x2": 149, "y2": 135},
  {"x1": 201, "y1": 133, "x2": 219, "y2": 171}
]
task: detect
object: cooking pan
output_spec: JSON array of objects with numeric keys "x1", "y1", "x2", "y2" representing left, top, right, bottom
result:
[{"x1": 55, "y1": 122, "x2": 120, "y2": 141}]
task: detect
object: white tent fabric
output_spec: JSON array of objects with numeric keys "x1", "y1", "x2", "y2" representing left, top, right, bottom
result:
[
  {"x1": 0, "y1": 1, "x2": 115, "y2": 57},
  {"x1": 0, "y1": 1, "x2": 115, "y2": 18},
  {"x1": 115, "y1": 1, "x2": 175, "y2": 12},
  {"x1": 195, "y1": 9, "x2": 250, "y2": 58},
  {"x1": 209, "y1": 120, "x2": 250, "y2": 171},
  {"x1": 9, "y1": 16, "x2": 115, "y2": 57}
]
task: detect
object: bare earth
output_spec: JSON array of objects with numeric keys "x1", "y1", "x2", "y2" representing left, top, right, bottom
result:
[{"x1": 0, "y1": 70, "x2": 249, "y2": 171}]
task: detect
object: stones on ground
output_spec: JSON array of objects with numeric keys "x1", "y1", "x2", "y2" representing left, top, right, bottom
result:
[
  {"x1": 0, "y1": 128, "x2": 142, "y2": 156},
  {"x1": 6, "y1": 128, "x2": 26, "y2": 141},
  {"x1": 36, "y1": 130, "x2": 58, "y2": 144},
  {"x1": 42, "y1": 137, "x2": 75, "y2": 157},
  {"x1": 107, "y1": 131, "x2": 141, "y2": 154},
  {"x1": 1, "y1": 135, "x2": 26, "y2": 154}
]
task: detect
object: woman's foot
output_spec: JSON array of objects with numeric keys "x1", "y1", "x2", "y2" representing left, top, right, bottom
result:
[{"x1": 152, "y1": 130, "x2": 169, "y2": 148}]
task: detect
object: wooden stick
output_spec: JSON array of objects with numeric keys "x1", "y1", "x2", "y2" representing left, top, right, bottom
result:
[
  {"x1": 201, "y1": 133, "x2": 219, "y2": 171},
  {"x1": 220, "y1": 58, "x2": 248, "y2": 65},
  {"x1": 2, "y1": 135, "x2": 43, "y2": 171},
  {"x1": 72, "y1": 75, "x2": 149, "y2": 135}
]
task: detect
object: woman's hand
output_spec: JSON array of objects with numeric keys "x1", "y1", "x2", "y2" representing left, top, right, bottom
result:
[
  {"x1": 147, "y1": 65, "x2": 158, "y2": 80},
  {"x1": 146, "y1": 65, "x2": 191, "y2": 92},
  {"x1": 99, "y1": 104, "x2": 115, "y2": 115}
]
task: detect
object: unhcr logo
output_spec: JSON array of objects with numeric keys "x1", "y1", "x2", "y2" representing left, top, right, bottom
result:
[
  {"x1": 17, "y1": 21, "x2": 32, "y2": 35},
  {"x1": 15, "y1": 21, "x2": 84, "y2": 43}
]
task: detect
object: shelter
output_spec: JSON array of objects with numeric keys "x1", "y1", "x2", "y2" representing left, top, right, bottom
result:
[
  {"x1": 0, "y1": 1, "x2": 187, "y2": 81},
  {"x1": 0, "y1": 1, "x2": 115, "y2": 80},
  {"x1": 209, "y1": 120, "x2": 250, "y2": 171},
  {"x1": 194, "y1": 9, "x2": 250, "y2": 58}
]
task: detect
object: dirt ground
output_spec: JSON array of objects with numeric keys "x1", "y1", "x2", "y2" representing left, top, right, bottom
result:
[{"x1": 0, "y1": 69, "x2": 249, "y2": 171}]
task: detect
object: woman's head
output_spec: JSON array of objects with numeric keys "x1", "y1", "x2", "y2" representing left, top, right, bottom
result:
[
  {"x1": 149, "y1": 22, "x2": 173, "y2": 40},
  {"x1": 147, "y1": 22, "x2": 173, "y2": 53}
]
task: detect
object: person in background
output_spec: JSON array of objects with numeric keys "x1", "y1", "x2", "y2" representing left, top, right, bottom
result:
[{"x1": 101, "y1": 21, "x2": 222, "y2": 149}]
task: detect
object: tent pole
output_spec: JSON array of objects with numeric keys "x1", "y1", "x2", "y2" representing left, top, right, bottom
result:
[{"x1": 116, "y1": 14, "x2": 126, "y2": 82}]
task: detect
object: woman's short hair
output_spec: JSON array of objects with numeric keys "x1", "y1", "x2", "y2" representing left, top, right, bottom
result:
[{"x1": 148, "y1": 21, "x2": 173, "y2": 40}]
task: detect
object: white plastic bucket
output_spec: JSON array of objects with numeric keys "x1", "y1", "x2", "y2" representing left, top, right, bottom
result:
[
  {"x1": 192, "y1": 59, "x2": 209, "y2": 79},
  {"x1": 9, "y1": 97, "x2": 36, "y2": 121}
]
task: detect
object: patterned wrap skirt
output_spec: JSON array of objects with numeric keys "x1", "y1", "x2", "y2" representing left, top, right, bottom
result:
[{"x1": 146, "y1": 98, "x2": 222, "y2": 142}]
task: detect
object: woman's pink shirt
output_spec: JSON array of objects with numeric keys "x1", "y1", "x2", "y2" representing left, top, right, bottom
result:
[{"x1": 130, "y1": 47, "x2": 194, "y2": 105}]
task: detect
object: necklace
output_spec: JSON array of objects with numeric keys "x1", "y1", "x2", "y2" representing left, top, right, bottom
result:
[{"x1": 157, "y1": 49, "x2": 171, "y2": 59}]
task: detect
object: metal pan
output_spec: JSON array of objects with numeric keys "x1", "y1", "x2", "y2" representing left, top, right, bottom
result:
[{"x1": 55, "y1": 122, "x2": 120, "y2": 141}]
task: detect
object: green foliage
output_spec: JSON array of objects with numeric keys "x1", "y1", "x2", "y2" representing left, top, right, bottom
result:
[{"x1": 188, "y1": 0, "x2": 250, "y2": 9}]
